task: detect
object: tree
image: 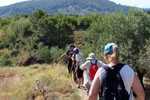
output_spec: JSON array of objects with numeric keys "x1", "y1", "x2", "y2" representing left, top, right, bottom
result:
[
  {"x1": 82, "y1": 9, "x2": 150, "y2": 85},
  {"x1": 37, "y1": 14, "x2": 74, "y2": 48}
]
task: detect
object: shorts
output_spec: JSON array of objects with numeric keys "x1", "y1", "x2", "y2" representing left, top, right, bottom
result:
[{"x1": 77, "y1": 68, "x2": 83, "y2": 78}]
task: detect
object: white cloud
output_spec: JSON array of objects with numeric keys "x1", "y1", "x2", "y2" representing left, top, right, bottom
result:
[
  {"x1": 0, "y1": 0, "x2": 29, "y2": 7},
  {"x1": 110, "y1": 0, "x2": 150, "y2": 8}
]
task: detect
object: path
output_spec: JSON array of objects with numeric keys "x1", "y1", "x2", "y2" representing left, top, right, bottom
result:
[{"x1": 78, "y1": 87, "x2": 87, "y2": 100}]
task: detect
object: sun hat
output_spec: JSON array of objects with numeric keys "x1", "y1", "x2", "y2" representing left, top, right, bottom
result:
[
  {"x1": 73, "y1": 48, "x2": 79, "y2": 54},
  {"x1": 86, "y1": 53, "x2": 98, "y2": 60},
  {"x1": 104, "y1": 43, "x2": 118, "y2": 54},
  {"x1": 68, "y1": 44, "x2": 75, "y2": 48}
]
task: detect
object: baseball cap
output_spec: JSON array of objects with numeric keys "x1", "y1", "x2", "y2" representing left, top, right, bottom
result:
[
  {"x1": 104, "y1": 43, "x2": 118, "y2": 54},
  {"x1": 73, "y1": 48, "x2": 79, "y2": 53}
]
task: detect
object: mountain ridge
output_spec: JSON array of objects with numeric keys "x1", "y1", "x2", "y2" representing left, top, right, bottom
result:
[{"x1": 0, "y1": 0, "x2": 131, "y2": 17}]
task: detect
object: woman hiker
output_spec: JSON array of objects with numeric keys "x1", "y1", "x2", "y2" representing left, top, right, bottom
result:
[
  {"x1": 80, "y1": 53, "x2": 105, "y2": 95},
  {"x1": 88, "y1": 43, "x2": 145, "y2": 100}
]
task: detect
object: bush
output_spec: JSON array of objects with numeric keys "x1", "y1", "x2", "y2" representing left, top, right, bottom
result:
[
  {"x1": 35, "y1": 44, "x2": 68, "y2": 64},
  {"x1": 0, "y1": 53, "x2": 12, "y2": 66},
  {"x1": 49, "y1": 46, "x2": 68, "y2": 64},
  {"x1": 35, "y1": 43, "x2": 51, "y2": 63}
]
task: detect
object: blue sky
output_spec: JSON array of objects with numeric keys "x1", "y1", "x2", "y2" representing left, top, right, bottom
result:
[{"x1": 0, "y1": 0, "x2": 150, "y2": 8}]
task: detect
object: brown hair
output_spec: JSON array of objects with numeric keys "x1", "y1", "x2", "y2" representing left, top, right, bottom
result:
[{"x1": 106, "y1": 46, "x2": 120, "y2": 63}]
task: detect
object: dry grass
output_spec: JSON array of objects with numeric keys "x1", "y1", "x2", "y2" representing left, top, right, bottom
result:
[{"x1": 0, "y1": 64, "x2": 81, "y2": 100}]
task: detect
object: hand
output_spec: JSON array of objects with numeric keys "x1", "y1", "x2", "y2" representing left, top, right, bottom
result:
[{"x1": 55, "y1": 60, "x2": 58, "y2": 63}]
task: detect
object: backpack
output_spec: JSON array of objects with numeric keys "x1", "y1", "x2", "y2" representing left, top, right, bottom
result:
[
  {"x1": 90, "y1": 60, "x2": 98, "y2": 80},
  {"x1": 99, "y1": 63, "x2": 129, "y2": 100}
]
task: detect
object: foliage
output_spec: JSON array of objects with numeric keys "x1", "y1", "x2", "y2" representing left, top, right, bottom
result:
[
  {"x1": 37, "y1": 14, "x2": 74, "y2": 48},
  {"x1": 35, "y1": 44, "x2": 51, "y2": 63},
  {"x1": 0, "y1": 52, "x2": 12, "y2": 66},
  {"x1": 1, "y1": 8, "x2": 150, "y2": 83},
  {"x1": 0, "y1": 18, "x2": 11, "y2": 30},
  {"x1": 0, "y1": 10, "x2": 77, "y2": 66},
  {"x1": 81, "y1": 8, "x2": 150, "y2": 83}
]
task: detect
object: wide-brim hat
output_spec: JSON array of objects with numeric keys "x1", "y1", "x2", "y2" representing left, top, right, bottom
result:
[
  {"x1": 86, "y1": 53, "x2": 98, "y2": 60},
  {"x1": 68, "y1": 44, "x2": 75, "y2": 48}
]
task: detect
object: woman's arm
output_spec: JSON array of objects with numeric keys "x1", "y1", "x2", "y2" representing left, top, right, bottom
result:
[
  {"x1": 132, "y1": 73, "x2": 145, "y2": 100},
  {"x1": 56, "y1": 53, "x2": 67, "y2": 63},
  {"x1": 80, "y1": 61, "x2": 88, "y2": 70},
  {"x1": 88, "y1": 69, "x2": 101, "y2": 100}
]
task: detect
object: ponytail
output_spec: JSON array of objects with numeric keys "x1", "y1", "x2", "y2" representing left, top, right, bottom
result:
[{"x1": 107, "y1": 46, "x2": 120, "y2": 62}]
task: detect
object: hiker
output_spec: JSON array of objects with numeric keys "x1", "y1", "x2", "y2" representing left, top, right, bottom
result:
[
  {"x1": 73, "y1": 48, "x2": 84, "y2": 88},
  {"x1": 80, "y1": 53, "x2": 104, "y2": 95},
  {"x1": 56, "y1": 44, "x2": 75, "y2": 73},
  {"x1": 88, "y1": 43, "x2": 145, "y2": 100}
]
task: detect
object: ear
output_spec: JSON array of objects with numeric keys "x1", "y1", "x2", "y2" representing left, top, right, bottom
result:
[
  {"x1": 104, "y1": 54, "x2": 109, "y2": 64},
  {"x1": 104, "y1": 54, "x2": 108, "y2": 60}
]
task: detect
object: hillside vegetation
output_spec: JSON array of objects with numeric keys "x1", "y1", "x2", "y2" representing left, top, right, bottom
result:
[
  {"x1": 0, "y1": 8, "x2": 150, "y2": 99},
  {"x1": 0, "y1": 0, "x2": 130, "y2": 17},
  {"x1": 0, "y1": 64, "x2": 81, "y2": 100},
  {"x1": 0, "y1": 9, "x2": 98, "y2": 67}
]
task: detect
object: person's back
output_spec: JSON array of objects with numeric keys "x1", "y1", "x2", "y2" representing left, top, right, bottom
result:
[
  {"x1": 81, "y1": 53, "x2": 104, "y2": 95},
  {"x1": 99, "y1": 64, "x2": 134, "y2": 100},
  {"x1": 88, "y1": 43, "x2": 145, "y2": 100},
  {"x1": 76, "y1": 52, "x2": 84, "y2": 66},
  {"x1": 81, "y1": 60, "x2": 103, "y2": 74},
  {"x1": 73, "y1": 49, "x2": 84, "y2": 88}
]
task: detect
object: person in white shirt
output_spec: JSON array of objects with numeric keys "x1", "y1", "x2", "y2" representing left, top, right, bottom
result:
[
  {"x1": 88, "y1": 43, "x2": 145, "y2": 100},
  {"x1": 80, "y1": 53, "x2": 104, "y2": 94},
  {"x1": 73, "y1": 48, "x2": 84, "y2": 88}
]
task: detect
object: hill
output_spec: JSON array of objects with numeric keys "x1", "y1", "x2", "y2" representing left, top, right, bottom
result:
[{"x1": 0, "y1": 0, "x2": 130, "y2": 17}]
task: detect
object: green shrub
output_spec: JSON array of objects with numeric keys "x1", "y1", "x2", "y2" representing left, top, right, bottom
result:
[
  {"x1": 35, "y1": 43, "x2": 51, "y2": 63},
  {"x1": 35, "y1": 44, "x2": 68, "y2": 64},
  {"x1": 0, "y1": 53, "x2": 12, "y2": 66},
  {"x1": 49, "y1": 46, "x2": 67, "y2": 64}
]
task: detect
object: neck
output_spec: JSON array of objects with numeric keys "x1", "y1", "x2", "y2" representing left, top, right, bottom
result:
[{"x1": 108, "y1": 60, "x2": 118, "y2": 66}]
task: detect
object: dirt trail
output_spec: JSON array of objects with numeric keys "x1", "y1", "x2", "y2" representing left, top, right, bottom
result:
[
  {"x1": 78, "y1": 87, "x2": 87, "y2": 100},
  {"x1": 71, "y1": 80, "x2": 87, "y2": 100}
]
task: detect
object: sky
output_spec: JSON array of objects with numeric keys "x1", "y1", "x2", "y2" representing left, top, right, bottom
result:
[
  {"x1": 110, "y1": 0, "x2": 150, "y2": 8},
  {"x1": 0, "y1": 0, "x2": 29, "y2": 6},
  {"x1": 0, "y1": 0, "x2": 150, "y2": 8}
]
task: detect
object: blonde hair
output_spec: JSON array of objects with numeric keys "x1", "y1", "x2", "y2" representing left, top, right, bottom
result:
[{"x1": 106, "y1": 46, "x2": 120, "y2": 63}]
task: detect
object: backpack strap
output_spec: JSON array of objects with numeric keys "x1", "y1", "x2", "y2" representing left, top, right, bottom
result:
[
  {"x1": 103, "y1": 63, "x2": 125, "y2": 72},
  {"x1": 90, "y1": 60, "x2": 97, "y2": 66},
  {"x1": 103, "y1": 65, "x2": 110, "y2": 71},
  {"x1": 94, "y1": 60, "x2": 97, "y2": 65},
  {"x1": 113, "y1": 63, "x2": 125, "y2": 73},
  {"x1": 90, "y1": 61, "x2": 93, "y2": 66}
]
